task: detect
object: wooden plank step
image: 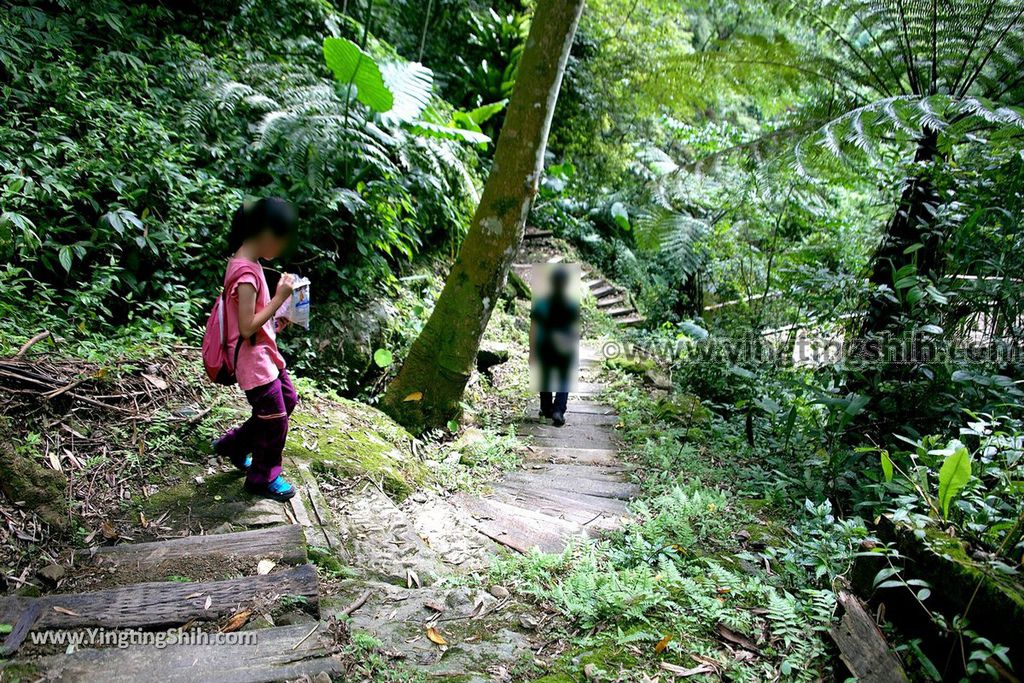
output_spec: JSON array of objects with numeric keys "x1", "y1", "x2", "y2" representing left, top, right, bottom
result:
[
  {"x1": 605, "y1": 306, "x2": 634, "y2": 317},
  {"x1": 590, "y1": 284, "x2": 615, "y2": 298},
  {"x1": 617, "y1": 315, "x2": 646, "y2": 327},
  {"x1": 526, "y1": 433, "x2": 618, "y2": 451},
  {"x1": 0, "y1": 565, "x2": 319, "y2": 631},
  {"x1": 501, "y1": 469, "x2": 638, "y2": 501},
  {"x1": 4, "y1": 623, "x2": 342, "y2": 683},
  {"x1": 518, "y1": 421, "x2": 619, "y2": 443},
  {"x1": 520, "y1": 411, "x2": 619, "y2": 426},
  {"x1": 524, "y1": 228, "x2": 552, "y2": 239},
  {"x1": 453, "y1": 494, "x2": 583, "y2": 554},
  {"x1": 525, "y1": 446, "x2": 624, "y2": 467},
  {"x1": 491, "y1": 483, "x2": 630, "y2": 524},
  {"x1": 527, "y1": 400, "x2": 615, "y2": 415},
  {"x1": 523, "y1": 461, "x2": 634, "y2": 483},
  {"x1": 546, "y1": 254, "x2": 565, "y2": 264},
  {"x1": 596, "y1": 295, "x2": 625, "y2": 308},
  {"x1": 80, "y1": 525, "x2": 307, "y2": 569}
]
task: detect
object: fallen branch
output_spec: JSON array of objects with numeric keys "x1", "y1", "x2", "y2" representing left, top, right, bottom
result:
[
  {"x1": 15, "y1": 331, "x2": 54, "y2": 358},
  {"x1": 340, "y1": 589, "x2": 373, "y2": 617}
]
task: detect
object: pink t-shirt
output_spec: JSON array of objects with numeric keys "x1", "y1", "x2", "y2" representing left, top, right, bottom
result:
[{"x1": 224, "y1": 258, "x2": 286, "y2": 391}]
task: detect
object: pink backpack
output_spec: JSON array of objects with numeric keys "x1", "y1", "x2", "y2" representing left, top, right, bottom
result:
[{"x1": 201, "y1": 266, "x2": 258, "y2": 385}]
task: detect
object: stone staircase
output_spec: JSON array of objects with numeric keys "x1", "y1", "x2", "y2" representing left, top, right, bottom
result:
[{"x1": 514, "y1": 227, "x2": 647, "y2": 327}]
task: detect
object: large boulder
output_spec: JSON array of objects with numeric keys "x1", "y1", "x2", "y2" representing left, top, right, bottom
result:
[
  {"x1": 285, "y1": 397, "x2": 426, "y2": 500},
  {"x1": 0, "y1": 441, "x2": 68, "y2": 531},
  {"x1": 306, "y1": 300, "x2": 397, "y2": 391}
]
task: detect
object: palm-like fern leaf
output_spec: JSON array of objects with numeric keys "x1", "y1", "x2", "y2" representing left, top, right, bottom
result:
[{"x1": 635, "y1": 207, "x2": 711, "y2": 277}]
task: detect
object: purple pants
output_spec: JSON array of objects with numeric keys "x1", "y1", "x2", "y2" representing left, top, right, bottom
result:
[{"x1": 217, "y1": 369, "x2": 297, "y2": 485}]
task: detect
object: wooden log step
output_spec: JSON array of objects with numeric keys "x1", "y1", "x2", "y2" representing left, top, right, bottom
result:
[
  {"x1": 605, "y1": 306, "x2": 634, "y2": 317},
  {"x1": 521, "y1": 461, "x2": 634, "y2": 483},
  {"x1": 546, "y1": 254, "x2": 565, "y2": 264},
  {"x1": 80, "y1": 525, "x2": 307, "y2": 569},
  {"x1": 0, "y1": 565, "x2": 320, "y2": 631},
  {"x1": 524, "y1": 228, "x2": 552, "y2": 239},
  {"x1": 453, "y1": 494, "x2": 583, "y2": 554},
  {"x1": 590, "y1": 284, "x2": 615, "y2": 298},
  {"x1": 3, "y1": 623, "x2": 342, "y2": 683}
]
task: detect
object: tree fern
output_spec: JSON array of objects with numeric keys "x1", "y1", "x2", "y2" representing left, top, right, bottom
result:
[{"x1": 646, "y1": 0, "x2": 1024, "y2": 172}]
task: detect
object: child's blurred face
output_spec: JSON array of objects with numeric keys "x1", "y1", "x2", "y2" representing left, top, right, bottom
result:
[{"x1": 256, "y1": 232, "x2": 289, "y2": 260}]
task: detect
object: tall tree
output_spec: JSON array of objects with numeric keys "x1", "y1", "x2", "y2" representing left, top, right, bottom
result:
[{"x1": 381, "y1": 0, "x2": 587, "y2": 433}]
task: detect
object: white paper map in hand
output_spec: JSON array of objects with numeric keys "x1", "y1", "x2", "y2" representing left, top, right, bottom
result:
[{"x1": 278, "y1": 276, "x2": 311, "y2": 329}]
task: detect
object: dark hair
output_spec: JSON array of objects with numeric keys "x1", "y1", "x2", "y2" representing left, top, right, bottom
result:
[{"x1": 227, "y1": 197, "x2": 297, "y2": 254}]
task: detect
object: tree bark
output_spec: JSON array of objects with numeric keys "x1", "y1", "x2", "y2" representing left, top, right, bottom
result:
[{"x1": 381, "y1": 0, "x2": 586, "y2": 433}]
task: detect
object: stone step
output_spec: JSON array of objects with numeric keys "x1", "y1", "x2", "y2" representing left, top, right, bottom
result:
[
  {"x1": 590, "y1": 284, "x2": 616, "y2": 298},
  {"x1": 546, "y1": 254, "x2": 565, "y2": 264},
  {"x1": 524, "y1": 228, "x2": 552, "y2": 240}
]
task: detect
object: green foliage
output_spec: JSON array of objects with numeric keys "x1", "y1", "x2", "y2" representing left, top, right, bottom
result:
[
  {"x1": 0, "y1": 0, "x2": 485, "y2": 364},
  {"x1": 323, "y1": 37, "x2": 394, "y2": 112},
  {"x1": 936, "y1": 441, "x2": 973, "y2": 519}
]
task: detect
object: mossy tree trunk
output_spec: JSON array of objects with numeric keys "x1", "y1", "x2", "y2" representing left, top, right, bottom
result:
[
  {"x1": 860, "y1": 130, "x2": 942, "y2": 335},
  {"x1": 381, "y1": 0, "x2": 586, "y2": 433}
]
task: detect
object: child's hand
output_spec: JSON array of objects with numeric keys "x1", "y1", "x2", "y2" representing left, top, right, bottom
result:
[{"x1": 276, "y1": 273, "x2": 297, "y2": 299}]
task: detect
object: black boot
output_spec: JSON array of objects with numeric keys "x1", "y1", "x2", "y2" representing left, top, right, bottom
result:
[{"x1": 551, "y1": 411, "x2": 565, "y2": 427}]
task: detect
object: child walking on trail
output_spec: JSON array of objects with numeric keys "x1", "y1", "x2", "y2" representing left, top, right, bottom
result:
[{"x1": 213, "y1": 198, "x2": 300, "y2": 502}]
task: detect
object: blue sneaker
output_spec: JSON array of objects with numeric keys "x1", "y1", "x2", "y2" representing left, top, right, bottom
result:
[
  {"x1": 212, "y1": 437, "x2": 252, "y2": 471},
  {"x1": 244, "y1": 475, "x2": 296, "y2": 502}
]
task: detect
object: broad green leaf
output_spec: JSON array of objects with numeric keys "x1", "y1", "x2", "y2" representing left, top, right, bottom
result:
[
  {"x1": 880, "y1": 450, "x2": 893, "y2": 482},
  {"x1": 323, "y1": 37, "x2": 393, "y2": 113},
  {"x1": 410, "y1": 120, "x2": 491, "y2": 144},
  {"x1": 678, "y1": 320, "x2": 709, "y2": 340},
  {"x1": 937, "y1": 440, "x2": 972, "y2": 518},
  {"x1": 58, "y1": 246, "x2": 73, "y2": 273},
  {"x1": 373, "y1": 348, "x2": 393, "y2": 368},
  {"x1": 466, "y1": 99, "x2": 508, "y2": 125},
  {"x1": 610, "y1": 202, "x2": 630, "y2": 231}
]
